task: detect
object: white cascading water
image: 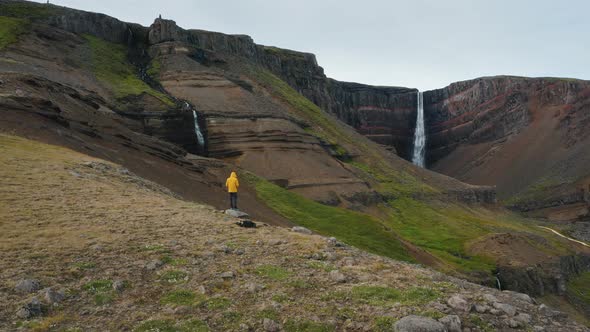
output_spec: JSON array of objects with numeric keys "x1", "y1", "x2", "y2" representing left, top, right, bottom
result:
[
  {"x1": 411, "y1": 91, "x2": 426, "y2": 167},
  {"x1": 192, "y1": 109, "x2": 205, "y2": 149}
]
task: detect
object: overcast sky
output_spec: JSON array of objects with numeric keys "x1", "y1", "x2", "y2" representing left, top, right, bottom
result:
[{"x1": 34, "y1": 0, "x2": 590, "y2": 90}]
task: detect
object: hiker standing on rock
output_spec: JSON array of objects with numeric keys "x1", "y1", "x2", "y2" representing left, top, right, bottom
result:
[{"x1": 225, "y1": 171, "x2": 239, "y2": 210}]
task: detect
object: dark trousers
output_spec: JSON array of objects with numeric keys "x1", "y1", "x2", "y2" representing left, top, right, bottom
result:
[{"x1": 229, "y1": 193, "x2": 238, "y2": 209}]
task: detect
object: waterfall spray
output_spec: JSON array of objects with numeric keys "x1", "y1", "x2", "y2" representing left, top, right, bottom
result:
[{"x1": 411, "y1": 91, "x2": 426, "y2": 167}]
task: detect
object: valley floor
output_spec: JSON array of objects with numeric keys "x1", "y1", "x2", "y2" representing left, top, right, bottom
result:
[{"x1": 0, "y1": 133, "x2": 587, "y2": 331}]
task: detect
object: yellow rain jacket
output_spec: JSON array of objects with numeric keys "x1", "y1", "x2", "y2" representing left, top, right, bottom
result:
[{"x1": 225, "y1": 172, "x2": 239, "y2": 193}]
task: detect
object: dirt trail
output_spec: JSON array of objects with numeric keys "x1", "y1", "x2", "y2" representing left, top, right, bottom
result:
[{"x1": 538, "y1": 226, "x2": 590, "y2": 248}]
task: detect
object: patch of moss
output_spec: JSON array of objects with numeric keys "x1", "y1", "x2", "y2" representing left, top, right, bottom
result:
[
  {"x1": 256, "y1": 308, "x2": 280, "y2": 321},
  {"x1": 72, "y1": 261, "x2": 96, "y2": 270},
  {"x1": 134, "y1": 319, "x2": 209, "y2": 332},
  {"x1": 147, "y1": 57, "x2": 162, "y2": 78},
  {"x1": 306, "y1": 261, "x2": 336, "y2": 272},
  {"x1": 83, "y1": 279, "x2": 112, "y2": 293},
  {"x1": 204, "y1": 297, "x2": 231, "y2": 310},
  {"x1": 468, "y1": 314, "x2": 494, "y2": 332},
  {"x1": 255, "y1": 264, "x2": 291, "y2": 281},
  {"x1": 141, "y1": 243, "x2": 171, "y2": 253},
  {"x1": 284, "y1": 320, "x2": 335, "y2": 332},
  {"x1": 93, "y1": 292, "x2": 114, "y2": 305},
  {"x1": 288, "y1": 279, "x2": 316, "y2": 290},
  {"x1": 217, "y1": 311, "x2": 243, "y2": 330},
  {"x1": 271, "y1": 293, "x2": 290, "y2": 303},
  {"x1": 567, "y1": 272, "x2": 590, "y2": 306},
  {"x1": 161, "y1": 289, "x2": 202, "y2": 306},
  {"x1": 350, "y1": 285, "x2": 441, "y2": 306},
  {"x1": 0, "y1": 16, "x2": 29, "y2": 50},
  {"x1": 83, "y1": 34, "x2": 174, "y2": 105},
  {"x1": 373, "y1": 316, "x2": 397, "y2": 332},
  {"x1": 243, "y1": 173, "x2": 413, "y2": 262},
  {"x1": 83, "y1": 279, "x2": 115, "y2": 305},
  {"x1": 161, "y1": 255, "x2": 188, "y2": 266},
  {"x1": 419, "y1": 309, "x2": 445, "y2": 320},
  {"x1": 24, "y1": 313, "x2": 67, "y2": 332},
  {"x1": 160, "y1": 270, "x2": 189, "y2": 284}
]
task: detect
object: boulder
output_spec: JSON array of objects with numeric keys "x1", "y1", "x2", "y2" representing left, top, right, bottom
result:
[
  {"x1": 112, "y1": 280, "x2": 126, "y2": 293},
  {"x1": 447, "y1": 295, "x2": 471, "y2": 312},
  {"x1": 439, "y1": 315, "x2": 461, "y2": 332},
  {"x1": 43, "y1": 287, "x2": 65, "y2": 304},
  {"x1": 394, "y1": 315, "x2": 447, "y2": 332},
  {"x1": 514, "y1": 313, "x2": 532, "y2": 324},
  {"x1": 474, "y1": 304, "x2": 489, "y2": 313},
  {"x1": 329, "y1": 270, "x2": 347, "y2": 283},
  {"x1": 225, "y1": 209, "x2": 249, "y2": 218},
  {"x1": 15, "y1": 297, "x2": 43, "y2": 319},
  {"x1": 292, "y1": 226, "x2": 312, "y2": 235},
  {"x1": 15, "y1": 279, "x2": 41, "y2": 294},
  {"x1": 145, "y1": 259, "x2": 164, "y2": 271},
  {"x1": 512, "y1": 292, "x2": 534, "y2": 304},
  {"x1": 493, "y1": 302, "x2": 516, "y2": 316},
  {"x1": 482, "y1": 293, "x2": 498, "y2": 303}
]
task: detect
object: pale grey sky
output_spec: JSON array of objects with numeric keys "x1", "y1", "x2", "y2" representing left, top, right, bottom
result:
[{"x1": 34, "y1": 0, "x2": 590, "y2": 91}]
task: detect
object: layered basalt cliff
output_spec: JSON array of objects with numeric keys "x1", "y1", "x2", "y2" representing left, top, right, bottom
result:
[
  {"x1": 424, "y1": 76, "x2": 590, "y2": 219},
  {"x1": 146, "y1": 17, "x2": 419, "y2": 158}
]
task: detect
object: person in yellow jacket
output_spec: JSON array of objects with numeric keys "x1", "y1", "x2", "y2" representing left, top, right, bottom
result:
[{"x1": 225, "y1": 171, "x2": 239, "y2": 210}]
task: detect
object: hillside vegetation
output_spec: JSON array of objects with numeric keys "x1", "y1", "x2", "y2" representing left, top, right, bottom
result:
[{"x1": 1, "y1": 133, "x2": 586, "y2": 331}]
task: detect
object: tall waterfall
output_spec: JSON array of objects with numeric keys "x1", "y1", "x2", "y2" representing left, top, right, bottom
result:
[
  {"x1": 411, "y1": 91, "x2": 426, "y2": 167},
  {"x1": 192, "y1": 109, "x2": 205, "y2": 149}
]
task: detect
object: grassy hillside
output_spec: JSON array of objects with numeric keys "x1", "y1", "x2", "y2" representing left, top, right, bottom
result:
[
  {"x1": 243, "y1": 173, "x2": 413, "y2": 262},
  {"x1": 0, "y1": 16, "x2": 29, "y2": 50},
  {"x1": 3, "y1": 133, "x2": 568, "y2": 331},
  {"x1": 568, "y1": 272, "x2": 590, "y2": 307},
  {"x1": 242, "y1": 65, "x2": 579, "y2": 278},
  {"x1": 84, "y1": 34, "x2": 174, "y2": 105}
]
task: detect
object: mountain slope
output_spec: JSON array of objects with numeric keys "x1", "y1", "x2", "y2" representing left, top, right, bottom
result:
[
  {"x1": 0, "y1": 0, "x2": 589, "y2": 316},
  {"x1": 2, "y1": 133, "x2": 589, "y2": 331}
]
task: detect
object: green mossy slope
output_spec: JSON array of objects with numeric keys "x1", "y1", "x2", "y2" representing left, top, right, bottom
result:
[
  {"x1": 0, "y1": 16, "x2": 29, "y2": 50},
  {"x1": 84, "y1": 35, "x2": 173, "y2": 105},
  {"x1": 244, "y1": 173, "x2": 413, "y2": 262}
]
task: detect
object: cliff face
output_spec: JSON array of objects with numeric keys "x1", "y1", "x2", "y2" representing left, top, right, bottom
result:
[
  {"x1": 424, "y1": 76, "x2": 590, "y2": 219},
  {"x1": 146, "y1": 18, "x2": 419, "y2": 157}
]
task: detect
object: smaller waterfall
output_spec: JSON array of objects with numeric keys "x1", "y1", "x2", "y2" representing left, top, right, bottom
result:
[
  {"x1": 192, "y1": 110, "x2": 205, "y2": 148},
  {"x1": 411, "y1": 91, "x2": 426, "y2": 167},
  {"x1": 495, "y1": 276, "x2": 502, "y2": 290}
]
